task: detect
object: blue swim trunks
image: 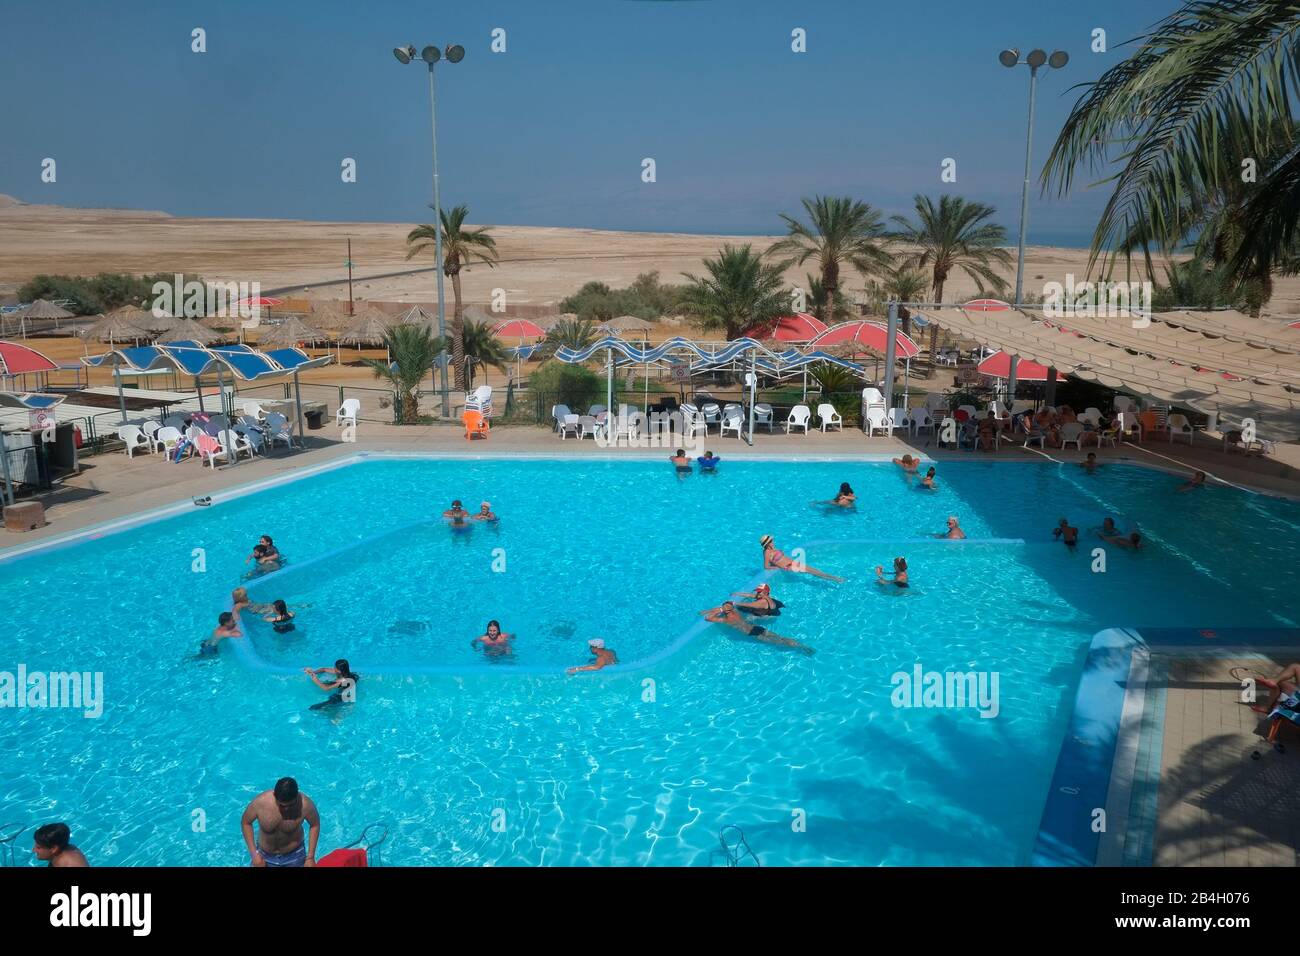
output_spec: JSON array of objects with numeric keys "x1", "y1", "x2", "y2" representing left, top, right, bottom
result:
[{"x1": 258, "y1": 844, "x2": 307, "y2": 867}]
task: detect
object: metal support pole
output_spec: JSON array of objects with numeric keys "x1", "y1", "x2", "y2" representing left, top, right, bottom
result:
[
  {"x1": 1013, "y1": 66, "x2": 1039, "y2": 306},
  {"x1": 746, "y1": 356, "x2": 757, "y2": 446},
  {"x1": 882, "y1": 302, "x2": 900, "y2": 410},
  {"x1": 0, "y1": 427, "x2": 14, "y2": 506},
  {"x1": 114, "y1": 362, "x2": 127, "y2": 425},
  {"x1": 427, "y1": 61, "x2": 451, "y2": 418},
  {"x1": 1006, "y1": 355, "x2": 1020, "y2": 408},
  {"x1": 1044, "y1": 366, "x2": 1058, "y2": 407},
  {"x1": 293, "y1": 370, "x2": 306, "y2": 450}
]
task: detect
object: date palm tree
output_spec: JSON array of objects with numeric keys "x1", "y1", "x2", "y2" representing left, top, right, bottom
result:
[
  {"x1": 1042, "y1": 0, "x2": 1300, "y2": 294},
  {"x1": 405, "y1": 204, "x2": 499, "y2": 390},
  {"x1": 461, "y1": 317, "x2": 512, "y2": 388},
  {"x1": 362, "y1": 323, "x2": 447, "y2": 424},
  {"x1": 544, "y1": 317, "x2": 600, "y2": 352},
  {"x1": 889, "y1": 195, "x2": 1011, "y2": 358},
  {"x1": 680, "y1": 244, "x2": 788, "y2": 340},
  {"x1": 769, "y1": 196, "x2": 894, "y2": 315}
]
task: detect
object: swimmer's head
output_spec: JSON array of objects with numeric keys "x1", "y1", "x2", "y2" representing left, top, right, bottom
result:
[
  {"x1": 218, "y1": 611, "x2": 235, "y2": 628},
  {"x1": 273, "y1": 777, "x2": 300, "y2": 813},
  {"x1": 895, "y1": 557, "x2": 907, "y2": 571},
  {"x1": 901, "y1": 455, "x2": 914, "y2": 464},
  {"x1": 272, "y1": 599, "x2": 288, "y2": 615},
  {"x1": 452, "y1": 500, "x2": 462, "y2": 509},
  {"x1": 946, "y1": 516, "x2": 959, "y2": 529},
  {"x1": 486, "y1": 619, "x2": 501, "y2": 636},
  {"x1": 232, "y1": 587, "x2": 249, "y2": 603},
  {"x1": 756, "y1": 583, "x2": 771, "y2": 595},
  {"x1": 335, "y1": 659, "x2": 355, "y2": 679},
  {"x1": 32, "y1": 822, "x2": 70, "y2": 860},
  {"x1": 759, "y1": 534, "x2": 774, "y2": 549},
  {"x1": 721, "y1": 601, "x2": 735, "y2": 612},
  {"x1": 1087, "y1": 452, "x2": 1096, "y2": 460},
  {"x1": 1103, "y1": 517, "x2": 1117, "y2": 529},
  {"x1": 1131, "y1": 533, "x2": 1142, "y2": 544},
  {"x1": 259, "y1": 535, "x2": 273, "y2": 547},
  {"x1": 839, "y1": 482, "x2": 853, "y2": 495},
  {"x1": 675, "y1": 449, "x2": 685, "y2": 457},
  {"x1": 704, "y1": 450, "x2": 714, "y2": 458},
  {"x1": 588, "y1": 638, "x2": 605, "y2": 649},
  {"x1": 926, "y1": 467, "x2": 936, "y2": 478},
  {"x1": 480, "y1": 502, "x2": 491, "y2": 513},
  {"x1": 1058, "y1": 517, "x2": 1069, "y2": 527}
]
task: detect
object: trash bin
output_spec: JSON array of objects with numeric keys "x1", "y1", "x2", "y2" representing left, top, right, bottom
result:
[{"x1": 305, "y1": 410, "x2": 324, "y2": 430}]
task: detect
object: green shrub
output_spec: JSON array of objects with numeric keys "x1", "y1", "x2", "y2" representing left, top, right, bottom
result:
[{"x1": 529, "y1": 360, "x2": 606, "y2": 411}]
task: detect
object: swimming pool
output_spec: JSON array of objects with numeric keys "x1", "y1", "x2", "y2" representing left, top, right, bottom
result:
[{"x1": 2, "y1": 455, "x2": 1298, "y2": 865}]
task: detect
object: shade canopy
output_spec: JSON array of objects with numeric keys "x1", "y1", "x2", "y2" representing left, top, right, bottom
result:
[
  {"x1": 151, "y1": 315, "x2": 221, "y2": 345},
  {"x1": 493, "y1": 318, "x2": 548, "y2": 338},
  {"x1": 554, "y1": 334, "x2": 864, "y2": 376},
  {"x1": 743, "y1": 312, "x2": 828, "y2": 342},
  {"x1": 810, "y1": 320, "x2": 921, "y2": 358},
  {"x1": 82, "y1": 312, "x2": 150, "y2": 345},
  {"x1": 976, "y1": 350, "x2": 1057, "y2": 381},
  {"x1": 83, "y1": 341, "x2": 331, "y2": 380},
  {"x1": 917, "y1": 304, "x2": 1300, "y2": 439},
  {"x1": 338, "y1": 308, "x2": 394, "y2": 345},
  {"x1": 0, "y1": 340, "x2": 60, "y2": 375},
  {"x1": 601, "y1": 314, "x2": 655, "y2": 334},
  {"x1": 308, "y1": 302, "x2": 355, "y2": 330},
  {"x1": 17, "y1": 298, "x2": 75, "y2": 320}
]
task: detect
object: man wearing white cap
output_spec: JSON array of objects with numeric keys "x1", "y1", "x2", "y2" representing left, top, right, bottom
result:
[{"x1": 567, "y1": 638, "x2": 618, "y2": 675}]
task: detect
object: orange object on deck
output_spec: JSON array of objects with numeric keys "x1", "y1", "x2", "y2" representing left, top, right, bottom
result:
[
  {"x1": 317, "y1": 847, "x2": 368, "y2": 867},
  {"x1": 463, "y1": 410, "x2": 489, "y2": 440}
]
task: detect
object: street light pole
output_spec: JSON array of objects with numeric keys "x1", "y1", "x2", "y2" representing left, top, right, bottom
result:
[
  {"x1": 1000, "y1": 48, "x2": 1068, "y2": 307},
  {"x1": 426, "y1": 59, "x2": 450, "y2": 417},
  {"x1": 395, "y1": 42, "x2": 465, "y2": 419}
]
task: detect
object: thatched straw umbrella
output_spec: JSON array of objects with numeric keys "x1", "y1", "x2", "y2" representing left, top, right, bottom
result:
[
  {"x1": 338, "y1": 307, "x2": 393, "y2": 360},
  {"x1": 258, "y1": 315, "x2": 325, "y2": 348},
  {"x1": 81, "y1": 312, "x2": 150, "y2": 348},
  {"x1": 152, "y1": 315, "x2": 221, "y2": 345},
  {"x1": 309, "y1": 302, "x2": 353, "y2": 331},
  {"x1": 8, "y1": 298, "x2": 75, "y2": 337},
  {"x1": 106, "y1": 305, "x2": 169, "y2": 333}
]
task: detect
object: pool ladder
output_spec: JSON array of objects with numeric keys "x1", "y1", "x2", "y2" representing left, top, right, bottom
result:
[
  {"x1": 718, "y1": 825, "x2": 760, "y2": 867},
  {"x1": 0, "y1": 824, "x2": 26, "y2": 867},
  {"x1": 340, "y1": 822, "x2": 389, "y2": 867}
]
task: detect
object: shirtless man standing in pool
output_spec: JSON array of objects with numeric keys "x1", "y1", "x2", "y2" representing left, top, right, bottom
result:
[
  {"x1": 702, "y1": 601, "x2": 814, "y2": 654},
  {"x1": 241, "y1": 777, "x2": 319, "y2": 867}
]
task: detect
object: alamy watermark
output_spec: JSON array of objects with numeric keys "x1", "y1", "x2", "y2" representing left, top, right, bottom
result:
[
  {"x1": 0, "y1": 665, "x2": 103, "y2": 718},
  {"x1": 150, "y1": 273, "x2": 263, "y2": 320},
  {"x1": 890, "y1": 663, "x2": 999, "y2": 718},
  {"x1": 1043, "y1": 274, "x2": 1152, "y2": 328}
]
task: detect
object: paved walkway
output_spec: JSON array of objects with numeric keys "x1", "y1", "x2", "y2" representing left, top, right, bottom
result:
[{"x1": 1154, "y1": 655, "x2": 1300, "y2": 866}]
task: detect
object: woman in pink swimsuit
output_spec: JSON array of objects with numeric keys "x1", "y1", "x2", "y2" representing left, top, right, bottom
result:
[{"x1": 759, "y1": 534, "x2": 843, "y2": 582}]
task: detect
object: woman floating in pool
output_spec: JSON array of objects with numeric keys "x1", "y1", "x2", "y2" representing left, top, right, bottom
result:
[
  {"x1": 304, "y1": 659, "x2": 360, "y2": 711},
  {"x1": 264, "y1": 599, "x2": 296, "y2": 633},
  {"x1": 760, "y1": 535, "x2": 844, "y2": 582},
  {"x1": 875, "y1": 557, "x2": 909, "y2": 589},
  {"x1": 821, "y1": 483, "x2": 856, "y2": 508},
  {"x1": 200, "y1": 612, "x2": 242, "y2": 657},
  {"x1": 731, "y1": 582, "x2": 784, "y2": 616},
  {"x1": 919, "y1": 467, "x2": 938, "y2": 490},
  {"x1": 472, "y1": 501, "x2": 498, "y2": 522},
  {"x1": 471, "y1": 620, "x2": 514, "y2": 658},
  {"x1": 701, "y1": 601, "x2": 814, "y2": 655},
  {"x1": 567, "y1": 638, "x2": 619, "y2": 675}
]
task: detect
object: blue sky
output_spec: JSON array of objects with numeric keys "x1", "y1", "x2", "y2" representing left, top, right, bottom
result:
[{"x1": 0, "y1": 0, "x2": 1177, "y2": 245}]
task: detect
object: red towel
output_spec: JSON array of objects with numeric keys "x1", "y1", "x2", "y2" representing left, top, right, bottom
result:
[{"x1": 316, "y1": 848, "x2": 367, "y2": 867}]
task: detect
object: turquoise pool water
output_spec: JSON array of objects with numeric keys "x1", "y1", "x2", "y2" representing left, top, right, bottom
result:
[{"x1": 1, "y1": 455, "x2": 1297, "y2": 866}]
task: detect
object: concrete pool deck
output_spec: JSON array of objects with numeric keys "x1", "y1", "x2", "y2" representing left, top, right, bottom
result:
[{"x1": 5, "y1": 421, "x2": 1300, "y2": 548}]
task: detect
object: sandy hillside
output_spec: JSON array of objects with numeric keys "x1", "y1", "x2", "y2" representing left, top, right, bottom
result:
[{"x1": 5, "y1": 194, "x2": 1295, "y2": 316}]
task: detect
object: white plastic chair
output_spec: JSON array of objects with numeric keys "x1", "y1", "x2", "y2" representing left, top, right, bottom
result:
[
  {"x1": 701, "y1": 402, "x2": 722, "y2": 431},
  {"x1": 720, "y1": 406, "x2": 744, "y2": 438},
  {"x1": 194, "y1": 431, "x2": 228, "y2": 469},
  {"x1": 682, "y1": 406, "x2": 707, "y2": 441},
  {"x1": 1167, "y1": 413, "x2": 1194, "y2": 445},
  {"x1": 1060, "y1": 422, "x2": 1085, "y2": 451},
  {"x1": 264, "y1": 413, "x2": 293, "y2": 450},
  {"x1": 864, "y1": 407, "x2": 892, "y2": 437},
  {"x1": 153, "y1": 426, "x2": 183, "y2": 458},
  {"x1": 336, "y1": 398, "x2": 360, "y2": 427},
  {"x1": 753, "y1": 403, "x2": 774, "y2": 432},
  {"x1": 221, "y1": 428, "x2": 254, "y2": 461},
  {"x1": 907, "y1": 408, "x2": 934, "y2": 436},
  {"x1": 587, "y1": 404, "x2": 607, "y2": 417},
  {"x1": 784, "y1": 405, "x2": 811, "y2": 434},
  {"x1": 118, "y1": 425, "x2": 150, "y2": 458},
  {"x1": 242, "y1": 401, "x2": 266, "y2": 419},
  {"x1": 558, "y1": 413, "x2": 580, "y2": 439},
  {"x1": 817, "y1": 403, "x2": 843, "y2": 433},
  {"x1": 551, "y1": 404, "x2": 572, "y2": 432},
  {"x1": 140, "y1": 420, "x2": 162, "y2": 448},
  {"x1": 888, "y1": 408, "x2": 909, "y2": 433},
  {"x1": 1118, "y1": 411, "x2": 1143, "y2": 443},
  {"x1": 578, "y1": 415, "x2": 600, "y2": 440},
  {"x1": 1114, "y1": 396, "x2": 1137, "y2": 415}
]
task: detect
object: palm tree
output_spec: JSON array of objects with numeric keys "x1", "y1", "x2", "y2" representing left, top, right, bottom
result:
[
  {"x1": 405, "y1": 204, "x2": 499, "y2": 390},
  {"x1": 680, "y1": 244, "x2": 788, "y2": 340},
  {"x1": 544, "y1": 317, "x2": 600, "y2": 352},
  {"x1": 805, "y1": 273, "x2": 853, "y2": 323},
  {"x1": 362, "y1": 324, "x2": 446, "y2": 424},
  {"x1": 461, "y1": 317, "x2": 511, "y2": 388},
  {"x1": 890, "y1": 195, "x2": 1011, "y2": 358},
  {"x1": 768, "y1": 196, "x2": 894, "y2": 314},
  {"x1": 870, "y1": 266, "x2": 930, "y2": 337},
  {"x1": 1042, "y1": 1, "x2": 1300, "y2": 292}
]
